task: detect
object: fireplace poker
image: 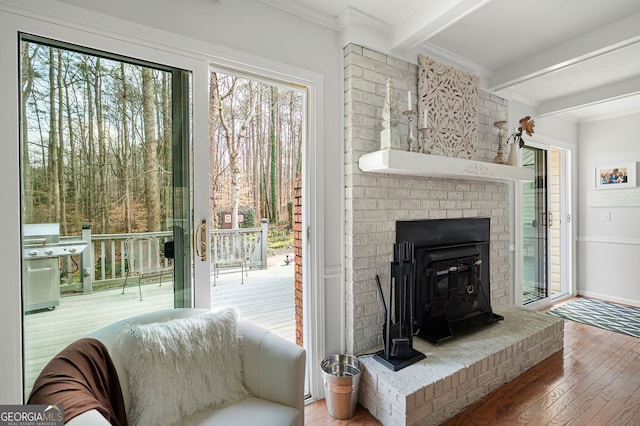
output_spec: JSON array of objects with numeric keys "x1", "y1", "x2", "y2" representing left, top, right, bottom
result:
[{"x1": 375, "y1": 274, "x2": 387, "y2": 330}]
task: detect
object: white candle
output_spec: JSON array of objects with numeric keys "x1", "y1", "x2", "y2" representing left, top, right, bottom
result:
[
  {"x1": 497, "y1": 111, "x2": 507, "y2": 122},
  {"x1": 422, "y1": 110, "x2": 428, "y2": 128},
  {"x1": 407, "y1": 91, "x2": 411, "y2": 111}
]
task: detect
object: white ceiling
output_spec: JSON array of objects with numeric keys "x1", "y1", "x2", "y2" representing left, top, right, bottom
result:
[{"x1": 263, "y1": 0, "x2": 640, "y2": 122}]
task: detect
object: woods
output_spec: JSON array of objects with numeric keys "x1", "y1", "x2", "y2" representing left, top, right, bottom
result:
[
  {"x1": 22, "y1": 41, "x2": 171, "y2": 235},
  {"x1": 21, "y1": 39, "x2": 303, "y2": 238},
  {"x1": 208, "y1": 71, "x2": 303, "y2": 229}
]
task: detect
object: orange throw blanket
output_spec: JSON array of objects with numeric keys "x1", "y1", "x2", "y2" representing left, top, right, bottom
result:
[{"x1": 28, "y1": 338, "x2": 128, "y2": 425}]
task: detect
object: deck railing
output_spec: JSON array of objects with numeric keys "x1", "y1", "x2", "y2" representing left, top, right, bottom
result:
[
  {"x1": 211, "y1": 224, "x2": 267, "y2": 270},
  {"x1": 59, "y1": 219, "x2": 268, "y2": 294}
]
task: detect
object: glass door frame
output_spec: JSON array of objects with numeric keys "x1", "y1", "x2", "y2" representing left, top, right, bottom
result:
[
  {"x1": 1, "y1": 13, "x2": 213, "y2": 401},
  {"x1": 514, "y1": 138, "x2": 575, "y2": 309},
  {"x1": 17, "y1": 33, "x2": 199, "y2": 399},
  {"x1": 205, "y1": 59, "x2": 324, "y2": 400}
]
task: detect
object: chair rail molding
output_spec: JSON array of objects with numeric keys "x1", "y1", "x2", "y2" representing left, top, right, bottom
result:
[{"x1": 577, "y1": 236, "x2": 640, "y2": 246}]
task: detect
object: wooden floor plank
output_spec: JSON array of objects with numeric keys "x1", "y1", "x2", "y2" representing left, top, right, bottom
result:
[
  {"x1": 588, "y1": 359, "x2": 640, "y2": 426},
  {"x1": 560, "y1": 335, "x2": 640, "y2": 425},
  {"x1": 522, "y1": 323, "x2": 633, "y2": 425}
]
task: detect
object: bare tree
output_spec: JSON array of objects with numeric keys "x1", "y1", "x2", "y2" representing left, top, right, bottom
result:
[
  {"x1": 141, "y1": 68, "x2": 161, "y2": 231},
  {"x1": 119, "y1": 63, "x2": 132, "y2": 232},
  {"x1": 83, "y1": 55, "x2": 96, "y2": 225},
  {"x1": 269, "y1": 86, "x2": 278, "y2": 223},
  {"x1": 210, "y1": 72, "x2": 258, "y2": 229},
  {"x1": 48, "y1": 48, "x2": 61, "y2": 224},
  {"x1": 62, "y1": 50, "x2": 79, "y2": 225},
  {"x1": 209, "y1": 72, "x2": 229, "y2": 228},
  {"x1": 94, "y1": 57, "x2": 110, "y2": 233},
  {"x1": 21, "y1": 42, "x2": 36, "y2": 222},
  {"x1": 56, "y1": 49, "x2": 67, "y2": 234},
  {"x1": 160, "y1": 72, "x2": 172, "y2": 230}
]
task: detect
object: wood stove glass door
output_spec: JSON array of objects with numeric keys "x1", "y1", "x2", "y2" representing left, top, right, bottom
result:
[{"x1": 522, "y1": 146, "x2": 549, "y2": 304}]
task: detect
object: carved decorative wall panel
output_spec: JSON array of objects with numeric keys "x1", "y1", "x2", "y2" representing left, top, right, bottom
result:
[{"x1": 418, "y1": 54, "x2": 479, "y2": 159}]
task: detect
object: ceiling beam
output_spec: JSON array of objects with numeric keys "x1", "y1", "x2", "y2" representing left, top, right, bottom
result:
[
  {"x1": 488, "y1": 13, "x2": 640, "y2": 91},
  {"x1": 536, "y1": 75, "x2": 640, "y2": 116},
  {"x1": 391, "y1": 0, "x2": 492, "y2": 52}
]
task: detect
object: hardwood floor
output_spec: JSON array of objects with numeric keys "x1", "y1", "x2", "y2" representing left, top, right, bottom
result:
[
  {"x1": 304, "y1": 400, "x2": 381, "y2": 425},
  {"x1": 306, "y1": 314, "x2": 640, "y2": 425},
  {"x1": 443, "y1": 319, "x2": 640, "y2": 425}
]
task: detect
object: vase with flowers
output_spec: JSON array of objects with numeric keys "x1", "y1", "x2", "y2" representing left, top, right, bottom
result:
[{"x1": 506, "y1": 116, "x2": 535, "y2": 166}]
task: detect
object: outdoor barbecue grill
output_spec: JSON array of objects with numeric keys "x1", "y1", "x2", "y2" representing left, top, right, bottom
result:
[{"x1": 22, "y1": 223, "x2": 87, "y2": 312}]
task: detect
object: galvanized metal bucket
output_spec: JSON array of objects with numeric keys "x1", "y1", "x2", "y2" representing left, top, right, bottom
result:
[{"x1": 320, "y1": 354, "x2": 362, "y2": 419}]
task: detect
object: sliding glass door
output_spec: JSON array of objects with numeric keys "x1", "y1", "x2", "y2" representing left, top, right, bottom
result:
[
  {"x1": 522, "y1": 146, "x2": 548, "y2": 303},
  {"x1": 520, "y1": 145, "x2": 571, "y2": 306},
  {"x1": 20, "y1": 35, "x2": 193, "y2": 398}
]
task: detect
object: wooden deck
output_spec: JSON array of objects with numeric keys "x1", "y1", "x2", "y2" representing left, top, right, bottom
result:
[{"x1": 23, "y1": 262, "x2": 295, "y2": 397}]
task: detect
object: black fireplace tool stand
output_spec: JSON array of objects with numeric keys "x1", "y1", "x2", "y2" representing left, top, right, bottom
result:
[{"x1": 373, "y1": 242, "x2": 426, "y2": 371}]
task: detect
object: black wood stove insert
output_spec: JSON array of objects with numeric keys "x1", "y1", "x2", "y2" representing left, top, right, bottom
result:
[{"x1": 396, "y1": 218, "x2": 503, "y2": 344}]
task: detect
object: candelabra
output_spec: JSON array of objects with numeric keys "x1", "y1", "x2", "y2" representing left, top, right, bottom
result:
[
  {"x1": 493, "y1": 119, "x2": 508, "y2": 164},
  {"x1": 403, "y1": 109, "x2": 417, "y2": 152}
]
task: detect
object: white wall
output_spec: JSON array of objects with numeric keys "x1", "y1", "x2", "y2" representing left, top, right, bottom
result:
[
  {"x1": 0, "y1": 0, "x2": 344, "y2": 402},
  {"x1": 578, "y1": 113, "x2": 640, "y2": 306}
]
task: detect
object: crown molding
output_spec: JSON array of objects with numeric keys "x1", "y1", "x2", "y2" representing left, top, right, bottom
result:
[
  {"x1": 335, "y1": 6, "x2": 394, "y2": 51},
  {"x1": 336, "y1": 6, "x2": 391, "y2": 32},
  {"x1": 259, "y1": 0, "x2": 340, "y2": 31},
  {"x1": 508, "y1": 92, "x2": 538, "y2": 107}
]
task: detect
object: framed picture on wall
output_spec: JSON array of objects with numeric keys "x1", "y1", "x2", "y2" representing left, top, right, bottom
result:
[{"x1": 595, "y1": 162, "x2": 637, "y2": 189}]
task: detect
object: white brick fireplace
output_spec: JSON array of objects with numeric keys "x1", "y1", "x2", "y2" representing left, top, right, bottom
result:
[{"x1": 343, "y1": 44, "x2": 564, "y2": 425}]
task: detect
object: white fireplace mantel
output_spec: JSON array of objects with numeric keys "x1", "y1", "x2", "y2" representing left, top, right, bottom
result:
[{"x1": 358, "y1": 149, "x2": 534, "y2": 182}]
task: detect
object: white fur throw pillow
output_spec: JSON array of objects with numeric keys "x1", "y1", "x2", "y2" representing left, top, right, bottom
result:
[{"x1": 120, "y1": 308, "x2": 248, "y2": 426}]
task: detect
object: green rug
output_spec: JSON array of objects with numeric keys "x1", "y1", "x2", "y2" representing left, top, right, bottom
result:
[{"x1": 548, "y1": 297, "x2": 640, "y2": 338}]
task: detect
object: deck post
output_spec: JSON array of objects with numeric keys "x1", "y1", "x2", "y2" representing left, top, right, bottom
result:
[
  {"x1": 81, "y1": 222, "x2": 93, "y2": 293},
  {"x1": 261, "y1": 218, "x2": 268, "y2": 269}
]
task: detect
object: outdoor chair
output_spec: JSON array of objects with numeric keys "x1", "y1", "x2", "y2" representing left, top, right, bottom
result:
[
  {"x1": 122, "y1": 236, "x2": 173, "y2": 300},
  {"x1": 212, "y1": 231, "x2": 248, "y2": 285}
]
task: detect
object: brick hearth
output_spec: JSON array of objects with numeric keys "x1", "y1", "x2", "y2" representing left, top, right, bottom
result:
[{"x1": 358, "y1": 306, "x2": 564, "y2": 425}]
